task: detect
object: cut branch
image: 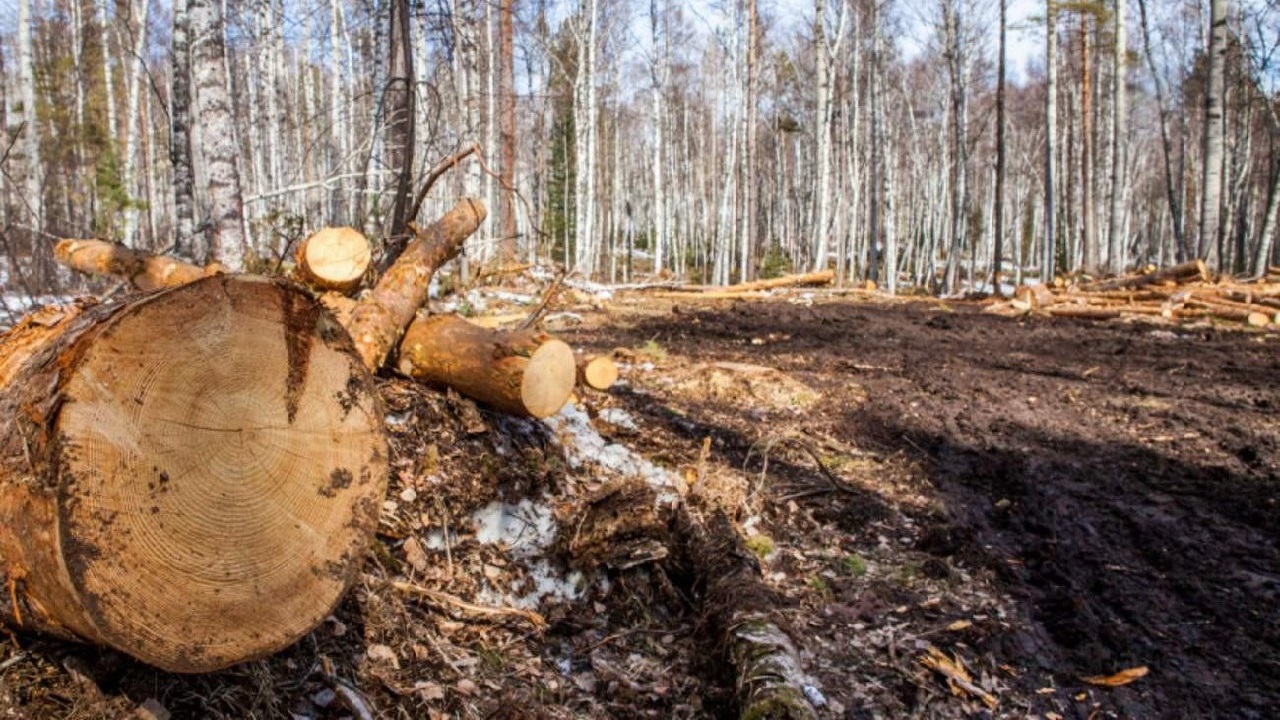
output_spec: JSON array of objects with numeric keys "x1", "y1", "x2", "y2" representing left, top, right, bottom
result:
[
  {"x1": 347, "y1": 198, "x2": 485, "y2": 370},
  {"x1": 55, "y1": 239, "x2": 224, "y2": 291},
  {"x1": 294, "y1": 227, "x2": 372, "y2": 293}
]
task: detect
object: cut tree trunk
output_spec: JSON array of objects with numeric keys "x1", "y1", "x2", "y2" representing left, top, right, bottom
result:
[
  {"x1": 577, "y1": 355, "x2": 618, "y2": 391},
  {"x1": 397, "y1": 314, "x2": 575, "y2": 418},
  {"x1": 0, "y1": 275, "x2": 388, "y2": 673},
  {"x1": 294, "y1": 227, "x2": 372, "y2": 292},
  {"x1": 55, "y1": 239, "x2": 224, "y2": 291},
  {"x1": 348, "y1": 198, "x2": 485, "y2": 370},
  {"x1": 1080, "y1": 260, "x2": 1209, "y2": 292}
]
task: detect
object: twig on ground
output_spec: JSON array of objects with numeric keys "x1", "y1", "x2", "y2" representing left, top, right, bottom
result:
[{"x1": 376, "y1": 576, "x2": 547, "y2": 629}]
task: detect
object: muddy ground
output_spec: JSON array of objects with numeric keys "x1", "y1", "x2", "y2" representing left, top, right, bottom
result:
[{"x1": 1, "y1": 291, "x2": 1277, "y2": 719}]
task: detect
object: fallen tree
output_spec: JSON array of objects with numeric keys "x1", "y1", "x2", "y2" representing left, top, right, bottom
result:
[{"x1": 0, "y1": 275, "x2": 387, "y2": 673}]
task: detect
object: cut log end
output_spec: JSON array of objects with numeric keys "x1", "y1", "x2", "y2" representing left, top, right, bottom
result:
[
  {"x1": 297, "y1": 227, "x2": 372, "y2": 292},
  {"x1": 523, "y1": 340, "x2": 577, "y2": 418},
  {"x1": 579, "y1": 355, "x2": 619, "y2": 391},
  {"x1": 34, "y1": 276, "x2": 386, "y2": 672}
]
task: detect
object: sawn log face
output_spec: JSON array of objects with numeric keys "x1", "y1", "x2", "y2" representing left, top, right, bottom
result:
[{"x1": 0, "y1": 276, "x2": 388, "y2": 673}]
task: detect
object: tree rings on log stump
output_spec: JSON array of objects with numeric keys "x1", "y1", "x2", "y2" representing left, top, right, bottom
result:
[
  {"x1": 295, "y1": 227, "x2": 372, "y2": 292},
  {"x1": 0, "y1": 275, "x2": 387, "y2": 672}
]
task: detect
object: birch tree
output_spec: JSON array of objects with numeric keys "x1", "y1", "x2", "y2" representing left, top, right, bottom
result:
[
  {"x1": 18, "y1": 0, "x2": 42, "y2": 225},
  {"x1": 1107, "y1": 0, "x2": 1128, "y2": 272},
  {"x1": 1199, "y1": 0, "x2": 1228, "y2": 260},
  {"x1": 171, "y1": 0, "x2": 197, "y2": 257},
  {"x1": 189, "y1": 0, "x2": 248, "y2": 269}
]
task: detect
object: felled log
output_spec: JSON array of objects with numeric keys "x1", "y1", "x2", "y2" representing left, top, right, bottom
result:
[
  {"x1": 1013, "y1": 283, "x2": 1057, "y2": 309},
  {"x1": 0, "y1": 276, "x2": 388, "y2": 672},
  {"x1": 1181, "y1": 299, "x2": 1274, "y2": 326},
  {"x1": 54, "y1": 238, "x2": 224, "y2": 291},
  {"x1": 577, "y1": 355, "x2": 618, "y2": 391},
  {"x1": 680, "y1": 510, "x2": 817, "y2": 720},
  {"x1": 1080, "y1": 259, "x2": 1209, "y2": 292},
  {"x1": 397, "y1": 314, "x2": 575, "y2": 418},
  {"x1": 348, "y1": 198, "x2": 485, "y2": 370},
  {"x1": 294, "y1": 227, "x2": 372, "y2": 292},
  {"x1": 673, "y1": 270, "x2": 835, "y2": 295}
]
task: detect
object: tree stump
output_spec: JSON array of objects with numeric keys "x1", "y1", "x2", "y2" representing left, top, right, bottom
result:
[{"x1": 0, "y1": 275, "x2": 387, "y2": 673}]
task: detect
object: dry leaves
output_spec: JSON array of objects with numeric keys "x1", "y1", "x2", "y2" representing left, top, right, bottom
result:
[
  {"x1": 1081, "y1": 666, "x2": 1149, "y2": 687},
  {"x1": 919, "y1": 646, "x2": 998, "y2": 709}
]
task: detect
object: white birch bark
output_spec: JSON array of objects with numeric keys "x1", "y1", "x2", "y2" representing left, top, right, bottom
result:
[
  {"x1": 189, "y1": 0, "x2": 248, "y2": 269},
  {"x1": 1107, "y1": 0, "x2": 1127, "y2": 273},
  {"x1": 649, "y1": 0, "x2": 667, "y2": 275},
  {"x1": 18, "y1": 0, "x2": 43, "y2": 223},
  {"x1": 1045, "y1": 0, "x2": 1058, "y2": 281},
  {"x1": 1199, "y1": 0, "x2": 1228, "y2": 260},
  {"x1": 121, "y1": 0, "x2": 151, "y2": 247}
]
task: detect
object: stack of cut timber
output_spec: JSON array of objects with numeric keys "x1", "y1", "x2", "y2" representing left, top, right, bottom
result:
[
  {"x1": 990, "y1": 260, "x2": 1280, "y2": 328},
  {"x1": 652, "y1": 270, "x2": 835, "y2": 300}
]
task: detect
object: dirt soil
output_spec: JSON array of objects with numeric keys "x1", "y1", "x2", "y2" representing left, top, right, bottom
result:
[{"x1": 1, "y1": 290, "x2": 1277, "y2": 719}]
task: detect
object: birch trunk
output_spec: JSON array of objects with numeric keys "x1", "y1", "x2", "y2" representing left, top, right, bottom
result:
[
  {"x1": 993, "y1": 0, "x2": 1007, "y2": 292},
  {"x1": 1108, "y1": 0, "x2": 1128, "y2": 273},
  {"x1": 171, "y1": 0, "x2": 197, "y2": 257},
  {"x1": 1045, "y1": 0, "x2": 1058, "y2": 282},
  {"x1": 121, "y1": 0, "x2": 151, "y2": 247},
  {"x1": 650, "y1": 0, "x2": 667, "y2": 276},
  {"x1": 1199, "y1": 0, "x2": 1228, "y2": 261},
  {"x1": 18, "y1": 0, "x2": 42, "y2": 224},
  {"x1": 189, "y1": 0, "x2": 248, "y2": 269}
]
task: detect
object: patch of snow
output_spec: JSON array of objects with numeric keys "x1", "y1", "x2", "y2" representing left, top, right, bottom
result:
[
  {"x1": 803, "y1": 685, "x2": 827, "y2": 707},
  {"x1": 543, "y1": 403, "x2": 684, "y2": 506},
  {"x1": 597, "y1": 407, "x2": 638, "y2": 431},
  {"x1": 471, "y1": 499, "x2": 557, "y2": 556}
]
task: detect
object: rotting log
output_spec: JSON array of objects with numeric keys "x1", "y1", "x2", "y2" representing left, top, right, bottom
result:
[
  {"x1": 397, "y1": 314, "x2": 575, "y2": 418},
  {"x1": 0, "y1": 275, "x2": 388, "y2": 673},
  {"x1": 679, "y1": 510, "x2": 817, "y2": 720},
  {"x1": 294, "y1": 227, "x2": 372, "y2": 293},
  {"x1": 347, "y1": 198, "x2": 485, "y2": 370},
  {"x1": 55, "y1": 239, "x2": 224, "y2": 291}
]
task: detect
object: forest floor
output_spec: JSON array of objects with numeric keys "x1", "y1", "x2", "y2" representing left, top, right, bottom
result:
[{"x1": 1, "y1": 289, "x2": 1277, "y2": 719}]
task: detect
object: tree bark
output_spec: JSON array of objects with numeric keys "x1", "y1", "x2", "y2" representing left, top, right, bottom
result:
[
  {"x1": 347, "y1": 198, "x2": 486, "y2": 370},
  {"x1": 1200, "y1": 0, "x2": 1228, "y2": 260},
  {"x1": 0, "y1": 276, "x2": 387, "y2": 673},
  {"x1": 1108, "y1": 0, "x2": 1128, "y2": 273},
  {"x1": 54, "y1": 239, "x2": 224, "y2": 290},
  {"x1": 993, "y1": 0, "x2": 1007, "y2": 293},
  {"x1": 1045, "y1": 0, "x2": 1059, "y2": 281},
  {"x1": 189, "y1": 0, "x2": 248, "y2": 268},
  {"x1": 497, "y1": 0, "x2": 518, "y2": 262},
  {"x1": 397, "y1": 315, "x2": 576, "y2": 418},
  {"x1": 386, "y1": 0, "x2": 416, "y2": 240},
  {"x1": 170, "y1": 0, "x2": 198, "y2": 258}
]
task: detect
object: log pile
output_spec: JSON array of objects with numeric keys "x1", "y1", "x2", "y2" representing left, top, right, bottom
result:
[
  {"x1": 12, "y1": 196, "x2": 603, "y2": 672},
  {"x1": 989, "y1": 260, "x2": 1280, "y2": 329}
]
